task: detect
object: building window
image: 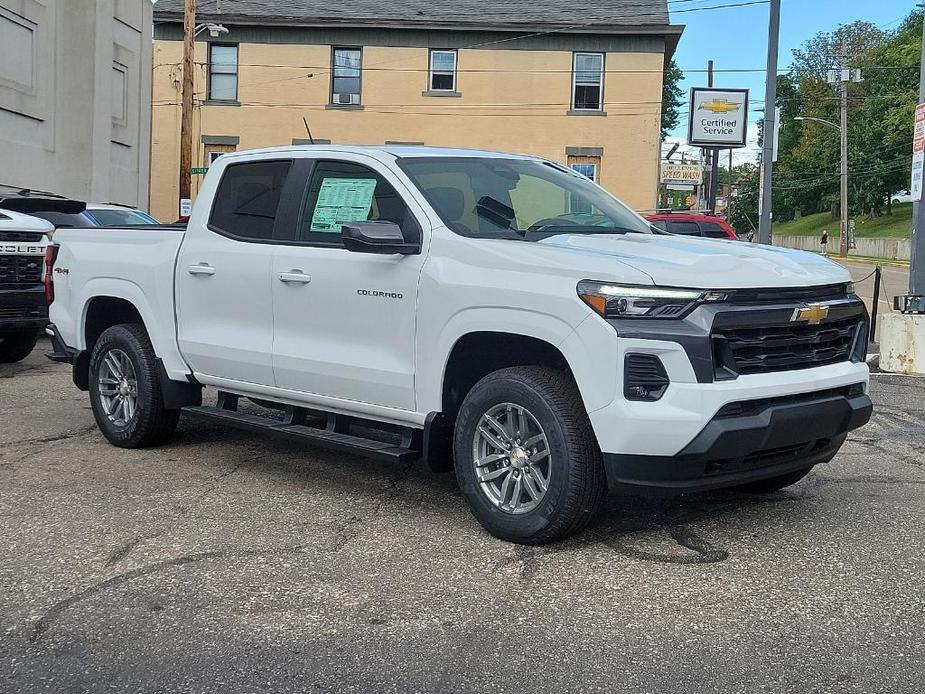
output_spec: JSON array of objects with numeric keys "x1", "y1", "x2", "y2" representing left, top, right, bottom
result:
[
  {"x1": 331, "y1": 47, "x2": 362, "y2": 106},
  {"x1": 208, "y1": 44, "x2": 238, "y2": 101},
  {"x1": 429, "y1": 50, "x2": 457, "y2": 92},
  {"x1": 569, "y1": 162, "x2": 598, "y2": 214},
  {"x1": 111, "y1": 62, "x2": 127, "y2": 125},
  {"x1": 572, "y1": 52, "x2": 603, "y2": 111},
  {"x1": 570, "y1": 163, "x2": 597, "y2": 182}
]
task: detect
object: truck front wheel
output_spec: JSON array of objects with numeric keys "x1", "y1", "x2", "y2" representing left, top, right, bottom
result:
[
  {"x1": 0, "y1": 331, "x2": 38, "y2": 363},
  {"x1": 453, "y1": 366, "x2": 606, "y2": 545},
  {"x1": 89, "y1": 324, "x2": 179, "y2": 448}
]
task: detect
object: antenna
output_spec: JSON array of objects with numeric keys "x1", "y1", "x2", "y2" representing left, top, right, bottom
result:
[{"x1": 302, "y1": 117, "x2": 316, "y2": 145}]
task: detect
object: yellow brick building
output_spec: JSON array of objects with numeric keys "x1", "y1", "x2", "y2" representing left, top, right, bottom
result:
[{"x1": 150, "y1": 1, "x2": 681, "y2": 222}]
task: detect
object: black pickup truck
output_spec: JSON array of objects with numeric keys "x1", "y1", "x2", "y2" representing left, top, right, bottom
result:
[{"x1": 0, "y1": 188, "x2": 85, "y2": 363}]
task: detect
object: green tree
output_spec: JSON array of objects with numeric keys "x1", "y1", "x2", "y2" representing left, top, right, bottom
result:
[
  {"x1": 727, "y1": 163, "x2": 760, "y2": 234},
  {"x1": 770, "y1": 13, "x2": 921, "y2": 225},
  {"x1": 661, "y1": 58, "x2": 684, "y2": 138}
]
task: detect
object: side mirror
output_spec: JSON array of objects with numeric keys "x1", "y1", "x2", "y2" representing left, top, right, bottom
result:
[{"x1": 341, "y1": 221, "x2": 420, "y2": 255}]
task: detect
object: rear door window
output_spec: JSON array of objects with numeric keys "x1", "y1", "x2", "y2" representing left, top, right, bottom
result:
[
  {"x1": 698, "y1": 221, "x2": 730, "y2": 239},
  {"x1": 209, "y1": 160, "x2": 292, "y2": 240},
  {"x1": 666, "y1": 220, "x2": 703, "y2": 236},
  {"x1": 299, "y1": 161, "x2": 414, "y2": 246}
]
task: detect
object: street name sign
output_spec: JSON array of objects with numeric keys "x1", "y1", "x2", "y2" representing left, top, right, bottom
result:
[{"x1": 687, "y1": 88, "x2": 750, "y2": 148}]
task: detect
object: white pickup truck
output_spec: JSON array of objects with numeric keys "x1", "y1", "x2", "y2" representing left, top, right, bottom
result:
[{"x1": 46, "y1": 146, "x2": 872, "y2": 544}]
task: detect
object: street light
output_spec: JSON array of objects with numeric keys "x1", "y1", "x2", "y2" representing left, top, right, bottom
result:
[
  {"x1": 794, "y1": 116, "x2": 840, "y2": 132},
  {"x1": 794, "y1": 115, "x2": 849, "y2": 256},
  {"x1": 195, "y1": 23, "x2": 228, "y2": 38}
]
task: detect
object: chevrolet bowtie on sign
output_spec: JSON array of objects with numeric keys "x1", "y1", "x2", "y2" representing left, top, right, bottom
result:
[
  {"x1": 792, "y1": 304, "x2": 830, "y2": 325},
  {"x1": 688, "y1": 87, "x2": 750, "y2": 148}
]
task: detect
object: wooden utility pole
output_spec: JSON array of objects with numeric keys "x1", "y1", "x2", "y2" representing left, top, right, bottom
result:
[{"x1": 179, "y1": 0, "x2": 196, "y2": 217}]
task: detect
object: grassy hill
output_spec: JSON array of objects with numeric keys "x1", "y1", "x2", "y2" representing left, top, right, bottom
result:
[{"x1": 772, "y1": 203, "x2": 913, "y2": 238}]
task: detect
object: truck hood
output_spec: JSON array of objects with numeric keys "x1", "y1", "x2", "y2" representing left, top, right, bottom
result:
[{"x1": 537, "y1": 233, "x2": 851, "y2": 288}]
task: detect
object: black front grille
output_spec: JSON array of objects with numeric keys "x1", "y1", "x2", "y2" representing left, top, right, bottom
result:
[
  {"x1": 0, "y1": 255, "x2": 43, "y2": 286},
  {"x1": 724, "y1": 284, "x2": 849, "y2": 305},
  {"x1": 714, "y1": 316, "x2": 862, "y2": 375},
  {"x1": 0, "y1": 231, "x2": 45, "y2": 242},
  {"x1": 0, "y1": 305, "x2": 43, "y2": 319}
]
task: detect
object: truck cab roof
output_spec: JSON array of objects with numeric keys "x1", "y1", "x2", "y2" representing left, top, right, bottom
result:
[
  {"x1": 0, "y1": 208, "x2": 55, "y2": 234},
  {"x1": 219, "y1": 144, "x2": 538, "y2": 161}
]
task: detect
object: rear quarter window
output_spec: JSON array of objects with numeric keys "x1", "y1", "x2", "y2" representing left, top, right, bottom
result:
[
  {"x1": 666, "y1": 220, "x2": 702, "y2": 236},
  {"x1": 209, "y1": 160, "x2": 292, "y2": 240},
  {"x1": 698, "y1": 221, "x2": 731, "y2": 239}
]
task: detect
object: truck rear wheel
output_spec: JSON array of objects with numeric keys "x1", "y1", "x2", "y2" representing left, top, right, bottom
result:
[
  {"x1": 89, "y1": 324, "x2": 179, "y2": 448},
  {"x1": 0, "y1": 331, "x2": 38, "y2": 363},
  {"x1": 453, "y1": 366, "x2": 606, "y2": 545}
]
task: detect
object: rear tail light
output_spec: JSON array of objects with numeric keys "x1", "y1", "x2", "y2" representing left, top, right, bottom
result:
[{"x1": 44, "y1": 243, "x2": 59, "y2": 304}]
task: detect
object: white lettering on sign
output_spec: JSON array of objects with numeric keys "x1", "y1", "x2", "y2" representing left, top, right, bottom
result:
[{"x1": 688, "y1": 88, "x2": 750, "y2": 148}]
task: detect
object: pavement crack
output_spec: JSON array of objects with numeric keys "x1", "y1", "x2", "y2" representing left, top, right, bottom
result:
[
  {"x1": 28, "y1": 550, "x2": 226, "y2": 643},
  {"x1": 28, "y1": 542, "x2": 312, "y2": 643},
  {"x1": 6, "y1": 424, "x2": 98, "y2": 447},
  {"x1": 104, "y1": 530, "x2": 167, "y2": 568},
  {"x1": 329, "y1": 458, "x2": 417, "y2": 552},
  {"x1": 596, "y1": 524, "x2": 729, "y2": 564}
]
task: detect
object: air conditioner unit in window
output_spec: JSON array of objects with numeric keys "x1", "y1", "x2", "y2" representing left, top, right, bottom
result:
[{"x1": 333, "y1": 93, "x2": 359, "y2": 105}]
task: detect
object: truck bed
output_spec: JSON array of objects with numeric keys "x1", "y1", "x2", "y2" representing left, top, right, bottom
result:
[{"x1": 48, "y1": 225, "x2": 189, "y2": 378}]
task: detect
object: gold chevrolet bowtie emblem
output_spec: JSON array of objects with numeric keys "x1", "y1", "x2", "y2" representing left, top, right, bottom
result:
[
  {"x1": 792, "y1": 304, "x2": 829, "y2": 325},
  {"x1": 699, "y1": 99, "x2": 741, "y2": 114}
]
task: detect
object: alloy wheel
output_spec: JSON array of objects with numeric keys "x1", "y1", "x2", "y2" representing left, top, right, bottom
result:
[
  {"x1": 472, "y1": 403, "x2": 551, "y2": 514},
  {"x1": 97, "y1": 348, "x2": 139, "y2": 428}
]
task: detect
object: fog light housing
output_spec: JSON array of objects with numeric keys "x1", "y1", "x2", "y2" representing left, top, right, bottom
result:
[{"x1": 624, "y1": 353, "x2": 670, "y2": 402}]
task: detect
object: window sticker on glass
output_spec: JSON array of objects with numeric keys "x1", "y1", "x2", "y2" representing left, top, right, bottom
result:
[{"x1": 310, "y1": 178, "x2": 377, "y2": 231}]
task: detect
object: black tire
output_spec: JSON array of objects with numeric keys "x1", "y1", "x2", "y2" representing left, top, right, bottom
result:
[
  {"x1": 734, "y1": 467, "x2": 813, "y2": 494},
  {"x1": 89, "y1": 324, "x2": 179, "y2": 448},
  {"x1": 0, "y1": 331, "x2": 38, "y2": 364},
  {"x1": 453, "y1": 366, "x2": 606, "y2": 545}
]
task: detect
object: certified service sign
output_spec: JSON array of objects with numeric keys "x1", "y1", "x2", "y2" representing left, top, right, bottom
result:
[{"x1": 687, "y1": 88, "x2": 750, "y2": 148}]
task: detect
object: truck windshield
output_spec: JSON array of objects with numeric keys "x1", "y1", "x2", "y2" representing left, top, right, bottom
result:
[{"x1": 396, "y1": 157, "x2": 651, "y2": 239}]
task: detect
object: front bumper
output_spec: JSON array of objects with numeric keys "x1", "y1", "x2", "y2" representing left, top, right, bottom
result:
[
  {"x1": 603, "y1": 387, "x2": 872, "y2": 493},
  {"x1": 0, "y1": 286, "x2": 47, "y2": 333}
]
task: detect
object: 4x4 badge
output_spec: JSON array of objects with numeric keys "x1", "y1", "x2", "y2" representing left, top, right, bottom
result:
[{"x1": 791, "y1": 304, "x2": 829, "y2": 325}]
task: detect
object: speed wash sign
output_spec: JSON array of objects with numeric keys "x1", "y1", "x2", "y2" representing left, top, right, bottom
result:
[{"x1": 687, "y1": 88, "x2": 750, "y2": 148}]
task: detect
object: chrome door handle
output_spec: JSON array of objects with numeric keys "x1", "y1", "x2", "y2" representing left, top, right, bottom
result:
[
  {"x1": 278, "y1": 271, "x2": 312, "y2": 284},
  {"x1": 187, "y1": 263, "x2": 215, "y2": 276}
]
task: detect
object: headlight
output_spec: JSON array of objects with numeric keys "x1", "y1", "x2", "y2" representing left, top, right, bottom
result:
[
  {"x1": 577, "y1": 281, "x2": 726, "y2": 319},
  {"x1": 845, "y1": 281, "x2": 855, "y2": 295}
]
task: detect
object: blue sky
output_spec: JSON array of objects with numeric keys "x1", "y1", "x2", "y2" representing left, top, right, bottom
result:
[{"x1": 666, "y1": 0, "x2": 916, "y2": 162}]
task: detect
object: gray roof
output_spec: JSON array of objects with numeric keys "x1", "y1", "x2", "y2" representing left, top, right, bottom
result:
[{"x1": 153, "y1": 0, "x2": 672, "y2": 31}]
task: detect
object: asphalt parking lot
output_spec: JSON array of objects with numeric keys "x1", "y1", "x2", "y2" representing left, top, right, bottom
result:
[{"x1": 2, "y1": 340, "x2": 924, "y2": 693}]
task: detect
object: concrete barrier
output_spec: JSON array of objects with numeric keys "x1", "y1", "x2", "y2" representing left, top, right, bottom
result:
[{"x1": 772, "y1": 235, "x2": 911, "y2": 261}]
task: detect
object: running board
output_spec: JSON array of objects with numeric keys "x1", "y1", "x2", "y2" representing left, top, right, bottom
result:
[{"x1": 182, "y1": 395, "x2": 421, "y2": 463}]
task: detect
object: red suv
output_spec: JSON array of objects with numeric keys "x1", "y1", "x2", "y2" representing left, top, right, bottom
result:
[{"x1": 644, "y1": 213, "x2": 738, "y2": 240}]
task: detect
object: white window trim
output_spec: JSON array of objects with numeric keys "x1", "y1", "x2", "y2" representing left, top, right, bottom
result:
[
  {"x1": 429, "y1": 49, "x2": 457, "y2": 92},
  {"x1": 571, "y1": 52, "x2": 604, "y2": 111},
  {"x1": 208, "y1": 43, "x2": 239, "y2": 102},
  {"x1": 571, "y1": 163, "x2": 598, "y2": 182}
]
